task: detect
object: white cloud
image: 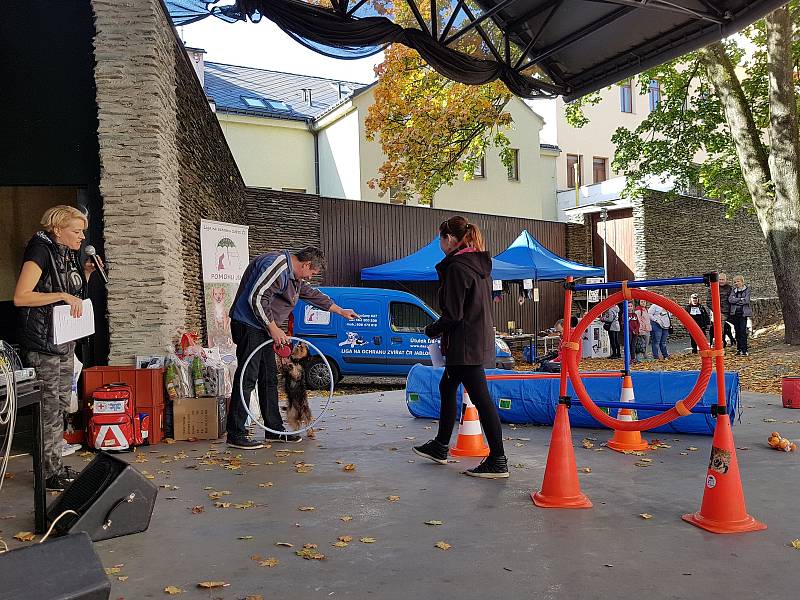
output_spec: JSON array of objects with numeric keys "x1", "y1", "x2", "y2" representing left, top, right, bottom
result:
[{"x1": 180, "y1": 16, "x2": 381, "y2": 84}]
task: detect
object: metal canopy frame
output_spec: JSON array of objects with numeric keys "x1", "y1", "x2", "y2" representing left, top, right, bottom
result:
[
  {"x1": 169, "y1": 1, "x2": 787, "y2": 100},
  {"x1": 311, "y1": 0, "x2": 785, "y2": 99}
]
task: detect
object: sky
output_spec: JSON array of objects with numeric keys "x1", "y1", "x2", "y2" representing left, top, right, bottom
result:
[{"x1": 180, "y1": 16, "x2": 381, "y2": 84}]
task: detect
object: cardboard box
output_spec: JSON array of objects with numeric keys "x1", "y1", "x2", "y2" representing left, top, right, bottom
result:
[{"x1": 172, "y1": 396, "x2": 227, "y2": 440}]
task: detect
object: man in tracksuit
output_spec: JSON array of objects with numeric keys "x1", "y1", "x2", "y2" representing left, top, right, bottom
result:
[{"x1": 226, "y1": 247, "x2": 358, "y2": 448}]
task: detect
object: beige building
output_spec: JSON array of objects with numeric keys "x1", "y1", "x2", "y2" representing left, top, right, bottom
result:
[
  {"x1": 529, "y1": 80, "x2": 658, "y2": 192},
  {"x1": 196, "y1": 53, "x2": 559, "y2": 220}
]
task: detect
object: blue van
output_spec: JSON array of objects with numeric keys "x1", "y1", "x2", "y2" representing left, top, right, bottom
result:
[{"x1": 292, "y1": 287, "x2": 514, "y2": 388}]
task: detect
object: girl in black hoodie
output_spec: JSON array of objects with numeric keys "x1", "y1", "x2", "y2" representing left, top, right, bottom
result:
[{"x1": 413, "y1": 217, "x2": 507, "y2": 478}]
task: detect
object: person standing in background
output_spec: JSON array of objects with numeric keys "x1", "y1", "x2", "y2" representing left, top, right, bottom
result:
[
  {"x1": 685, "y1": 293, "x2": 711, "y2": 354},
  {"x1": 633, "y1": 299, "x2": 651, "y2": 362},
  {"x1": 708, "y1": 272, "x2": 736, "y2": 348},
  {"x1": 648, "y1": 302, "x2": 671, "y2": 360},
  {"x1": 601, "y1": 304, "x2": 621, "y2": 358},
  {"x1": 728, "y1": 275, "x2": 752, "y2": 356}
]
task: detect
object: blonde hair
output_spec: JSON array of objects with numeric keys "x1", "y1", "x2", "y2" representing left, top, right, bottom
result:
[{"x1": 41, "y1": 205, "x2": 88, "y2": 233}]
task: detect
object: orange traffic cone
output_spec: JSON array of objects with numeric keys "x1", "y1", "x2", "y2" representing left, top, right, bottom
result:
[
  {"x1": 682, "y1": 412, "x2": 766, "y2": 533},
  {"x1": 450, "y1": 392, "x2": 490, "y2": 458},
  {"x1": 532, "y1": 400, "x2": 592, "y2": 508},
  {"x1": 607, "y1": 375, "x2": 649, "y2": 453}
]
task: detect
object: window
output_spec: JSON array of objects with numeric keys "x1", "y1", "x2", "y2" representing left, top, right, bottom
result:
[
  {"x1": 473, "y1": 155, "x2": 485, "y2": 178},
  {"x1": 648, "y1": 79, "x2": 661, "y2": 112},
  {"x1": 507, "y1": 149, "x2": 519, "y2": 181},
  {"x1": 620, "y1": 81, "x2": 633, "y2": 113},
  {"x1": 266, "y1": 100, "x2": 291, "y2": 111},
  {"x1": 566, "y1": 154, "x2": 583, "y2": 188},
  {"x1": 390, "y1": 302, "x2": 433, "y2": 333},
  {"x1": 592, "y1": 157, "x2": 608, "y2": 183},
  {"x1": 241, "y1": 96, "x2": 267, "y2": 108},
  {"x1": 281, "y1": 187, "x2": 306, "y2": 193}
]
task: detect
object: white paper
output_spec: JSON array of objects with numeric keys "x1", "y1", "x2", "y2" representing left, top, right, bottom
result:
[
  {"x1": 492, "y1": 280, "x2": 503, "y2": 291},
  {"x1": 523, "y1": 278, "x2": 534, "y2": 290},
  {"x1": 428, "y1": 342, "x2": 445, "y2": 367},
  {"x1": 53, "y1": 299, "x2": 95, "y2": 344}
]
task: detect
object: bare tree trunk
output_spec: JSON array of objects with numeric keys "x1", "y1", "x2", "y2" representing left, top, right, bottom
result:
[
  {"x1": 700, "y1": 34, "x2": 800, "y2": 345},
  {"x1": 764, "y1": 7, "x2": 800, "y2": 345}
]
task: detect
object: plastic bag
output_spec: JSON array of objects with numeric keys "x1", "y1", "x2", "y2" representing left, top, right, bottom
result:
[{"x1": 69, "y1": 355, "x2": 82, "y2": 413}]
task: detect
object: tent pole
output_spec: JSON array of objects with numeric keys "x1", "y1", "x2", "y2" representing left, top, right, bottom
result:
[{"x1": 533, "y1": 277, "x2": 538, "y2": 361}]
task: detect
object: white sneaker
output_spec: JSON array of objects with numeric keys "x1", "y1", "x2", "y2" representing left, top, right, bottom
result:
[{"x1": 62, "y1": 443, "x2": 82, "y2": 457}]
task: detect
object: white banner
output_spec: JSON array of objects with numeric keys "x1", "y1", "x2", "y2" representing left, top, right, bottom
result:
[{"x1": 200, "y1": 219, "x2": 249, "y2": 350}]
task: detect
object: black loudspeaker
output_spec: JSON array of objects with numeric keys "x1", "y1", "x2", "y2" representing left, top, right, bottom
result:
[
  {"x1": 0, "y1": 532, "x2": 110, "y2": 600},
  {"x1": 47, "y1": 451, "x2": 158, "y2": 541}
]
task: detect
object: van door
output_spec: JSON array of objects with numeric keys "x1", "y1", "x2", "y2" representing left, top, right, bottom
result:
[
  {"x1": 384, "y1": 300, "x2": 435, "y2": 375},
  {"x1": 337, "y1": 298, "x2": 387, "y2": 373}
]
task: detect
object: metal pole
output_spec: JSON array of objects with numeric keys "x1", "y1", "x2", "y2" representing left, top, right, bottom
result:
[
  {"x1": 622, "y1": 299, "x2": 631, "y2": 375},
  {"x1": 601, "y1": 207, "x2": 609, "y2": 298},
  {"x1": 559, "y1": 277, "x2": 574, "y2": 399}
]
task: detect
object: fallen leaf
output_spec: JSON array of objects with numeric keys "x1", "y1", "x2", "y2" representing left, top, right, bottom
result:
[
  {"x1": 434, "y1": 541, "x2": 452, "y2": 550},
  {"x1": 424, "y1": 520, "x2": 444, "y2": 526},
  {"x1": 164, "y1": 585, "x2": 183, "y2": 594},
  {"x1": 360, "y1": 537, "x2": 376, "y2": 543},
  {"x1": 105, "y1": 567, "x2": 122, "y2": 575},
  {"x1": 118, "y1": 576, "x2": 129, "y2": 582},
  {"x1": 234, "y1": 501, "x2": 256, "y2": 510},
  {"x1": 387, "y1": 495, "x2": 400, "y2": 502},
  {"x1": 581, "y1": 438, "x2": 594, "y2": 449},
  {"x1": 297, "y1": 506, "x2": 315, "y2": 512},
  {"x1": 340, "y1": 515, "x2": 353, "y2": 522},
  {"x1": 191, "y1": 505, "x2": 204, "y2": 514},
  {"x1": 238, "y1": 535, "x2": 254, "y2": 540},
  {"x1": 3, "y1": 473, "x2": 15, "y2": 479},
  {"x1": 790, "y1": 539, "x2": 800, "y2": 550},
  {"x1": 246, "y1": 596, "x2": 265, "y2": 600},
  {"x1": 763, "y1": 418, "x2": 778, "y2": 423},
  {"x1": 332, "y1": 541, "x2": 349, "y2": 548},
  {"x1": 687, "y1": 447, "x2": 699, "y2": 451},
  {"x1": 258, "y1": 482, "x2": 273, "y2": 488},
  {"x1": 13, "y1": 532, "x2": 35, "y2": 542},
  {"x1": 163, "y1": 438, "x2": 176, "y2": 444},
  {"x1": 343, "y1": 464, "x2": 356, "y2": 471},
  {"x1": 580, "y1": 467, "x2": 592, "y2": 473},
  {"x1": 295, "y1": 547, "x2": 326, "y2": 560},
  {"x1": 214, "y1": 502, "x2": 232, "y2": 509},
  {"x1": 258, "y1": 558, "x2": 279, "y2": 567},
  {"x1": 639, "y1": 513, "x2": 653, "y2": 520},
  {"x1": 197, "y1": 581, "x2": 229, "y2": 589},
  {"x1": 275, "y1": 542, "x2": 294, "y2": 547},
  {"x1": 144, "y1": 474, "x2": 155, "y2": 480}
]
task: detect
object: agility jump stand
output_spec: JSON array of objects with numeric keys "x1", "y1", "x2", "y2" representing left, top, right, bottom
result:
[
  {"x1": 533, "y1": 273, "x2": 765, "y2": 533},
  {"x1": 532, "y1": 277, "x2": 592, "y2": 509}
]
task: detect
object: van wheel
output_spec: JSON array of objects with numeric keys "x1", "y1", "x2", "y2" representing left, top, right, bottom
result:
[{"x1": 305, "y1": 357, "x2": 341, "y2": 390}]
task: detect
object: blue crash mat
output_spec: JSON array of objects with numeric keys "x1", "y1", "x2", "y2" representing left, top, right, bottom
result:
[{"x1": 405, "y1": 366, "x2": 740, "y2": 435}]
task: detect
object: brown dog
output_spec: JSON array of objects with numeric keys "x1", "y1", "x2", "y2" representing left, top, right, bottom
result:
[{"x1": 276, "y1": 342, "x2": 315, "y2": 437}]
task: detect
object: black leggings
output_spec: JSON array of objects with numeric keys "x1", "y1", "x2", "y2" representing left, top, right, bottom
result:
[{"x1": 435, "y1": 365, "x2": 505, "y2": 457}]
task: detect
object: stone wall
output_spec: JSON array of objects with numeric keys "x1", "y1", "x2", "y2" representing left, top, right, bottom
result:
[
  {"x1": 245, "y1": 188, "x2": 322, "y2": 256},
  {"x1": 92, "y1": 0, "x2": 245, "y2": 362},
  {"x1": 565, "y1": 218, "x2": 592, "y2": 267},
  {"x1": 635, "y1": 192, "x2": 780, "y2": 330},
  {"x1": 175, "y1": 43, "x2": 247, "y2": 338}
]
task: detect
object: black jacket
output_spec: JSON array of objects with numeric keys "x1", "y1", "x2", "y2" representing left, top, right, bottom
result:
[
  {"x1": 685, "y1": 302, "x2": 710, "y2": 329},
  {"x1": 425, "y1": 249, "x2": 495, "y2": 367},
  {"x1": 18, "y1": 232, "x2": 84, "y2": 355}
]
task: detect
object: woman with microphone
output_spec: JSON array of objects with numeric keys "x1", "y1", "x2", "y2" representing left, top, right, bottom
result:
[
  {"x1": 13, "y1": 205, "x2": 102, "y2": 491},
  {"x1": 413, "y1": 216, "x2": 508, "y2": 478}
]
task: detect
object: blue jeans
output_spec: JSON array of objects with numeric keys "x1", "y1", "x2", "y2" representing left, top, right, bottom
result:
[{"x1": 651, "y1": 323, "x2": 669, "y2": 359}]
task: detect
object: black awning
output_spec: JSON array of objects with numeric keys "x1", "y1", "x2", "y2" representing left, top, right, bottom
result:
[{"x1": 170, "y1": 1, "x2": 786, "y2": 100}]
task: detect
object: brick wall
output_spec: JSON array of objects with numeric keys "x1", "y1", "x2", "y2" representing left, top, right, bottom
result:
[{"x1": 92, "y1": 0, "x2": 245, "y2": 362}]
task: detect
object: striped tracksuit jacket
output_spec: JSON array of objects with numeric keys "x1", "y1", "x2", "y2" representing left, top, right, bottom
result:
[{"x1": 229, "y1": 250, "x2": 333, "y2": 330}]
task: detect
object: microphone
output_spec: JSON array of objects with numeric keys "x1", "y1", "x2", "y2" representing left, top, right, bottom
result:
[{"x1": 85, "y1": 245, "x2": 108, "y2": 283}]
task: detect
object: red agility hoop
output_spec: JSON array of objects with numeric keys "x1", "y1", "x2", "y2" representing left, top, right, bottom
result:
[{"x1": 564, "y1": 288, "x2": 715, "y2": 431}]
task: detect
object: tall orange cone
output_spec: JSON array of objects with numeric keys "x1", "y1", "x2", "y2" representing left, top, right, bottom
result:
[
  {"x1": 450, "y1": 392, "x2": 489, "y2": 457},
  {"x1": 532, "y1": 399, "x2": 592, "y2": 508},
  {"x1": 607, "y1": 375, "x2": 649, "y2": 452},
  {"x1": 682, "y1": 413, "x2": 766, "y2": 533}
]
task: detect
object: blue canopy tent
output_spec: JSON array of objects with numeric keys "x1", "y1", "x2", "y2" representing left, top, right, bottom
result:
[
  {"x1": 493, "y1": 230, "x2": 605, "y2": 360},
  {"x1": 493, "y1": 230, "x2": 605, "y2": 281},
  {"x1": 360, "y1": 238, "x2": 531, "y2": 282}
]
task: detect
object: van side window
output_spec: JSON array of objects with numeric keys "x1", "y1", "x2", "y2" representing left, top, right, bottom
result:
[{"x1": 390, "y1": 302, "x2": 433, "y2": 333}]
